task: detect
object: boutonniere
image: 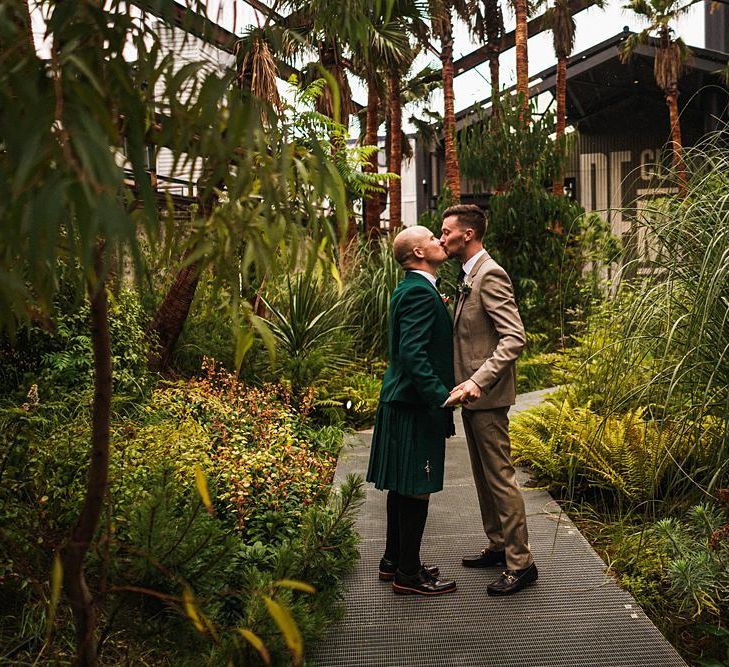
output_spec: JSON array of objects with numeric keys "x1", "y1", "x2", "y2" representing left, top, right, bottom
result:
[
  {"x1": 440, "y1": 293, "x2": 451, "y2": 305},
  {"x1": 456, "y1": 281, "x2": 473, "y2": 298}
]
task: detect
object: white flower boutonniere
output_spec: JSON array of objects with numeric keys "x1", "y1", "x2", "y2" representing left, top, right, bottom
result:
[{"x1": 456, "y1": 281, "x2": 473, "y2": 298}]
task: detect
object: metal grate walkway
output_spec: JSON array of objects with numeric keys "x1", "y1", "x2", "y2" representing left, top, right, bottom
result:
[{"x1": 313, "y1": 389, "x2": 687, "y2": 667}]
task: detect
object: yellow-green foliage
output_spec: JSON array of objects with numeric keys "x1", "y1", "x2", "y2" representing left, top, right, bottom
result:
[
  {"x1": 511, "y1": 399, "x2": 719, "y2": 503},
  {"x1": 111, "y1": 363, "x2": 338, "y2": 533}
]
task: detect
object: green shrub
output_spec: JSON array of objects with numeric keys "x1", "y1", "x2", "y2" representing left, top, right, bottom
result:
[
  {"x1": 0, "y1": 360, "x2": 357, "y2": 665},
  {"x1": 262, "y1": 273, "x2": 354, "y2": 393},
  {"x1": 517, "y1": 336, "x2": 561, "y2": 393},
  {"x1": 314, "y1": 362, "x2": 384, "y2": 429},
  {"x1": 343, "y1": 237, "x2": 402, "y2": 360},
  {"x1": 0, "y1": 287, "x2": 153, "y2": 400},
  {"x1": 511, "y1": 398, "x2": 721, "y2": 507},
  {"x1": 655, "y1": 500, "x2": 729, "y2": 620}
]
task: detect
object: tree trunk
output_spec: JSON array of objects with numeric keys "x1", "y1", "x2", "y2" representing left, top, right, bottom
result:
[
  {"x1": 484, "y1": 0, "x2": 502, "y2": 121},
  {"x1": 62, "y1": 243, "x2": 112, "y2": 666},
  {"x1": 488, "y1": 51, "x2": 500, "y2": 118},
  {"x1": 388, "y1": 73, "x2": 402, "y2": 230},
  {"x1": 148, "y1": 253, "x2": 201, "y2": 373},
  {"x1": 514, "y1": 0, "x2": 529, "y2": 122},
  {"x1": 9, "y1": 0, "x2": 36, "y2": 58},
  {"x1": 552, "y1": 54, "x2": 567, "y2": 196},
  {"x1": 441, "y1": 17, "x2": 461, "y2": 203},
  {"x1": 666, "y1": 89, "x2": 686, "y2": 193},
  {"x1": 364, "y1": 78, "x2": 382, "y2": 238}
]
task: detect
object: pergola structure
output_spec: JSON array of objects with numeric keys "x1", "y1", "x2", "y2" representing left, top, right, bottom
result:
[
  {"x1": 429, "y1": 28, "x2": 729, "y2": 254},
  {"x1": 131, "y1": 0, "x2": 604, "y2": 106},
  {"x1": 127, "y1": 0, "x2": 729, "y2": 230}
]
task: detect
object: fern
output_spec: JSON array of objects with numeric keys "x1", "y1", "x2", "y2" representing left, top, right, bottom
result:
[{"x1": 511, "y1": 398, "x2": 718, "y2": 505}]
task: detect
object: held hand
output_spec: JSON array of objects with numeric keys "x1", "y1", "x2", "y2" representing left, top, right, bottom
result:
[
  {"x1": 444, "y1": 389, "x2": 465, "y2": 407},
  {"x1": 452, "y1": 379, "x2": 481, "y2": 404}
]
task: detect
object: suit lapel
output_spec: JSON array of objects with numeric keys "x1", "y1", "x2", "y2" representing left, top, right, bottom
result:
[
  {"x1": 454, "y1": 251, "x2": 491, "y2": 327},
  {"x1": 404, "y1": 271, "x2": 451, "y2": 323}
]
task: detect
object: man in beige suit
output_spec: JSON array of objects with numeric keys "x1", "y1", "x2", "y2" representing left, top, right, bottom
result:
[{"x1": 440, "y1": 204, "x2": 538, "y2": 596}]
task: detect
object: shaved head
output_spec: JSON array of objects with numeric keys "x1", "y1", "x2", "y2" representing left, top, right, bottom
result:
[{"x1": 393, "y1": 225, "x2": 431, "y2": 268}]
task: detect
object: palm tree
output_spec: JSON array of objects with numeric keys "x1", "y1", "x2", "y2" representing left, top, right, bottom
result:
[
  {"x1": 149, "y1": 26, "x2": 287, "y2": 372},
  {"x1": 513, "y1": 0, "x2": 530, "y2": 120},
  {"x1": 388, "y1": 69, "x2": 404, "y2": 227},
  {"x1": 351, "y1": 3, "x2": 418, "y2": 235},
  {"x1": 235, "y1": 26, "x2": 283, "y2": 110},
  {"x1": 364, "y1": 75, "x2": 384, "y2": 235},
  {"x1": 470, "y1": 0, "x2": 505, "y2": 117},
  {"x1": 621, "y1": 0, "x2": 692, "y2": 190},
  {"x1": 545, "y1": 0, "x2": 576, "y2": 195},
  {"x1": 283, "y1": 0, "x2": 373, "y2": 124},
  {"x1": 428, "y1": 0, "x2": 471, "y2": 202}
]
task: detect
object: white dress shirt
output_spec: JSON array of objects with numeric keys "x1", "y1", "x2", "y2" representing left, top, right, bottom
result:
[
  {"x1": 462, "y1": 248, "x2": 487, "y2": 278},
  {"x1": 409, "y1": 269, "x2": 438, "y2": 287}
]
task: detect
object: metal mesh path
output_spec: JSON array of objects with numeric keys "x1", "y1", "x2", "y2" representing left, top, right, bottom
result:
[{"x1": 312, "y1": 389, "x2": 687, "y2": 667}]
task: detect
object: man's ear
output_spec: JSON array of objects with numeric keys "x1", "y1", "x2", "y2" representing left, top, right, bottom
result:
[{"x1": 412, "y1": 246, "x2": 425, "y2": 259}]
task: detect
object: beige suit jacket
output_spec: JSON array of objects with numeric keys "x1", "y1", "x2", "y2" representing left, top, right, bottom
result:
[{"x1": 453, "y1": 251, "x2": 526, "y2": 411}]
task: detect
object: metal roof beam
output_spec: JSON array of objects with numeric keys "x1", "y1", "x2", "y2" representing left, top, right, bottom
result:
[
  {"x1": 440, "y1": 0, "x2": 600, "y2": 82},
  {"x1": 130, "y1": 0, "x2": 298, "y2": 78}
]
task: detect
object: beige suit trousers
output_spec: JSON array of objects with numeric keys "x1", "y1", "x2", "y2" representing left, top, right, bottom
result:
[{"x1": 462, "y1": 407, "x2": 532, "y2": 570}]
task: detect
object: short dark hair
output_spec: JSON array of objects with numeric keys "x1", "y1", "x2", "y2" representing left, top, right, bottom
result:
[{"x1": 442, "y1": 204, "x2": 486, "y2": 240}]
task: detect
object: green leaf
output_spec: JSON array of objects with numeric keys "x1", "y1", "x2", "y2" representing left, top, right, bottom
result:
[
  {"x1": 234, "y1": 327, "x2": 255, "y2": 371},
  {"x1": 182, "y1": 586, "x2": 205, "y2": 633}
]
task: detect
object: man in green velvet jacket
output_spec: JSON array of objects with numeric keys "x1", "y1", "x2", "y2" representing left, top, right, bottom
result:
[{"x1": 366, "y1": 225, "x2": 459, "y2": 596}]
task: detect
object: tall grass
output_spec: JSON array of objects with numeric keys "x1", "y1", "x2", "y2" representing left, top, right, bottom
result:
[
  {"x1": 343, "y1": 237, "x2": 402, "y2": 359},
  {"x1": 563, "y1": 129, "x2": 729, "y2": 500}
]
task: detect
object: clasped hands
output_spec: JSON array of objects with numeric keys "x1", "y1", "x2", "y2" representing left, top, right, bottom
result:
[{"x1": 444, "y1": 379, "x2": 481, "y2": 407}]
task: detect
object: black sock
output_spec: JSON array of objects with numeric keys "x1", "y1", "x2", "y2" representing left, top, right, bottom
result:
[
  {"x1": 384, "y1": 491, "x2": 400, "y2": 563},
  {"x1": 398, "y1": 495, "x2": 430, "y2": 576}
]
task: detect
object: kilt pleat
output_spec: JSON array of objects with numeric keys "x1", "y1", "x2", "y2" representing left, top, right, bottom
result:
[{"x1": 366, "y1": 402, "x2": 446, "y2": 495}]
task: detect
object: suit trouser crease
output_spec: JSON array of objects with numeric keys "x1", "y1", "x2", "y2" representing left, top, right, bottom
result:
[{"x1": 462, "y1": 408, "x2": 532, "y2": 570}]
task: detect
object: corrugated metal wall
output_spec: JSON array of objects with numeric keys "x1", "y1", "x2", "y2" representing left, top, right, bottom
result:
[
  {"x1": 566, "y1": 133, "x2": 679, "y2": 259},
  {"x1": 154, "y1": 25, "x2": 235, "y2": 196}
]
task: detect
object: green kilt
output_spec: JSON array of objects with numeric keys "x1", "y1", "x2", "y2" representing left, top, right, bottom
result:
[{"x1": 366, "y1": 401, "x2": 449, "y2": 495}]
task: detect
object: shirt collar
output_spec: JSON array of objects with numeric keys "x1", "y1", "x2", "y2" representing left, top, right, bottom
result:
[
  {"x1": 408, "y1": 270, "x2": 438, "y2": 288},
  {"x1": 462, "y1": 248, "x2": 487, "y2": 277}
]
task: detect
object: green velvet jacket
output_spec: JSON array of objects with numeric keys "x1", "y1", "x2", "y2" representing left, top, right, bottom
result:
[{"x1": 379, "y1": 272, "x2": 455, "y2": 409}]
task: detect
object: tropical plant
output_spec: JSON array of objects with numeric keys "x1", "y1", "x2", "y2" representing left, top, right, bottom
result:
[
  {"x1": 654, "y1": 500, "x2": 729, "y2": 620},
  {"x1": 350, "y1": 0, "x2": 424, "y2": 235},
  {"x1": 262, "y1": 274, "x2": 353, "y2": 392},
  {"x1": 513, "y1": 0, "x2": 531, "y2": 120},
  {"x1": 235, "y1": 25, "x2": 284, "y2": 108},
  {"x1": 459, "y1": 95, "x2": 569, "y2": 193},
  {"x1": 344, "y1": 236, "x2": 403, "y2": 359},
  {"x1": 511, "y1": 398, "x2": 722, "y2": 508},
  {"x1": 459, "y1": 97, "x2": 609, "y2": 336},
  {"x1": 578, "y1": 132, "x2": 729, "y2": 492},
  {"x1": 425, "y1": 0, "x2": 472, "y2": 201},
  {"x1": 0, "y1": 2, "x2": 350, "y2": 660},
  {"x1": 544, "y1": 0, "x2": 606, "y2": 195},
  {"x1": 620, "y1": 0, "x2": 693, "y2": 190}
]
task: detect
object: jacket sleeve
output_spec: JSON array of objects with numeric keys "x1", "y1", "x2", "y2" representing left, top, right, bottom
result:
[
  {"x1": 470, "y1": 266, "x2": 526, "y2": 390},
  {"x1": 397, "y1": 287, "x2": 451, "y2": 408}
]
